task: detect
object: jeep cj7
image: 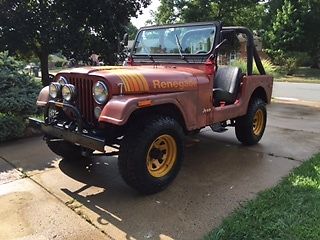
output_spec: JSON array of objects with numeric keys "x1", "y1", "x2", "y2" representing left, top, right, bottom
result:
[{"x1": 30, "y1": 22, "x2": 273, "y2": 194}]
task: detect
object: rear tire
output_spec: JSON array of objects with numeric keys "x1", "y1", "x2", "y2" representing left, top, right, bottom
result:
[
  {"x1": 235, "y1": 98, "x2": 267, "y2": 145},
  {"x1": 118, "y1": 116, "x2": 184, "y2": 194}
]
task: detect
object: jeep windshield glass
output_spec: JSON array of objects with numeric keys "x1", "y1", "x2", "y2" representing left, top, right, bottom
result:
[{"x1": 133, "y1": 24, "x2": 216, "y2": 56}]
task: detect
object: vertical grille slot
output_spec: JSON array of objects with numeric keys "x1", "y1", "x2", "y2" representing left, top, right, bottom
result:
[{"x1": 69, "y1": 77, "x2": 95, "y2": 124}]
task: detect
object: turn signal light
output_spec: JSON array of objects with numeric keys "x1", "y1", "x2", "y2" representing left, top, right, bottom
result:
[{"x1": 205, "y1": 59, "x2": 216, "y2": 76}]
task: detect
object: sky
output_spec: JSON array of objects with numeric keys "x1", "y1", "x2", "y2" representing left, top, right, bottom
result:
[{"x1": 131, "y1": 0, "x2": 161, "y2": 29}]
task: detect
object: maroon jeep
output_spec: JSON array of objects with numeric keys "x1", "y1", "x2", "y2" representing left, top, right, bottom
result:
[{"x1": 30, "y1": 22, "x2": 273, "y2": 194}]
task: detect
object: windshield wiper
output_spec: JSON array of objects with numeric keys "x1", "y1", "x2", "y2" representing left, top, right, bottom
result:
[
  {"x1": 148, "y1": 54, "x2": 156, "y2": 64},
  {"x1": 175, "y1": 34, "x2": 188, "y2": 63}
]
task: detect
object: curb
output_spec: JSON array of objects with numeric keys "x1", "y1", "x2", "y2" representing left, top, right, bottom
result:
[{"x1": 272, "y1": 98, "x2": 320, "y2": 108}]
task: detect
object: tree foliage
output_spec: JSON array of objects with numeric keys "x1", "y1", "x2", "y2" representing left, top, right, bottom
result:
[
  {"x1": 0, "y1": 0, "x2": 151, "y2": 86},
  {"x1": 154, "y1": 0, "x2": 261, "y2": 27},
  {"x1": 154, "y1": 0, "x2": 320, "y2": 68},
  {"x1": 264, "y1": 0, "x2": 320, "y2": 68},
  {"x1": 265, "y1": 0, "x2": 303, "y2": 52},
  {"x1": 127, "y1": 22, "x2": 139, "y2": 40}
]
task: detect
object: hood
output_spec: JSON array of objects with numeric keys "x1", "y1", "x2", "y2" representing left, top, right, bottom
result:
[{"x1": 59, "y1": 65, "x2": 205, "y2": 95}]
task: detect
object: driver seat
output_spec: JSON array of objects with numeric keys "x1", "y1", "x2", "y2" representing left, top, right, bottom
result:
[{"x1": 213, "y1": 66, "x2": 243, "y2": 106}]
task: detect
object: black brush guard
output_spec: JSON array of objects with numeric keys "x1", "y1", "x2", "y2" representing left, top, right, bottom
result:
[{"x1": 29, "y1": 100, "x2": 105, "y2": 152}]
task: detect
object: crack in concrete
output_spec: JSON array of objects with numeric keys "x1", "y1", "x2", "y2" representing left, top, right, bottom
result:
[
  {"x1": 266, "y1": 152, "x2": 303, "y2": 163},
  {"x1": 245, "y1": 148, "x2": 303, "y2": 163}
]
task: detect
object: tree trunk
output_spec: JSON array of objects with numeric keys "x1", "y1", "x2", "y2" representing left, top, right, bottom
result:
[{"x1": 39, "y1": 51, "x2": 50, "y2": 86}]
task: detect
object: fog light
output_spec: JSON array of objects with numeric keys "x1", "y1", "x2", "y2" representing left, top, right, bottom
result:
[
  {"x1": 62, "y1": 84, "x2": 76, "y2": 101},
  {"x1": 94, "y1": 106, "x2": 102, "y2": 119},
  {"x1": 49, "y1": 82, "x2": 61, "y2": 99}
]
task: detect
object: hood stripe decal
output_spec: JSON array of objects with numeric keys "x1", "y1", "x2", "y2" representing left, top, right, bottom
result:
[{"x1": 109, "y1": 69, "x2": 149, "y2": 93}]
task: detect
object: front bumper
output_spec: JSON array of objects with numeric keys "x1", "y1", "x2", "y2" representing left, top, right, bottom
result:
[
  {"x1": 29, "y1": 118, "x2": 105, "y2": 152},
  {"x1": 29, "y1": 99, "x2": 105, "y2": 152}
]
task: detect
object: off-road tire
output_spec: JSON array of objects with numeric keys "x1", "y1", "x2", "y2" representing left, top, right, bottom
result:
[
  {"x1": 118, "y1": 116, "x2": 185, "y2": 194},
  {"x1": 235, "y1": 98, "x2": 267, "y2": 145},
  {"x1": 46, "y1": 138, "x2": 87, "y2": 160}
]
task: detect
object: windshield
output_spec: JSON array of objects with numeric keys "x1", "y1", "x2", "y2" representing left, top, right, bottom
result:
[{"x1": 133, "y1": 24, "x2": 216, "y2": 55}]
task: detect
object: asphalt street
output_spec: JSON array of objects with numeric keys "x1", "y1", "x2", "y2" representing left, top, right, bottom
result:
[
  {"x1": 273, "y1": 82, "x2": 320, "y2": 102},
  {"x1": 1, "y1": 100, "x2": 320, "y2": 240}
]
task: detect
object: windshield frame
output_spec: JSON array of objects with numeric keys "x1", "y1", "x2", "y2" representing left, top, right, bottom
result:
[{"x1": 131, "y1": 22, "x2": 221, "y2": 63}]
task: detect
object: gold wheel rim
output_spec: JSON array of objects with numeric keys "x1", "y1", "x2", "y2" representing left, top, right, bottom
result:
[
  {"x1": 146, "y1": 134, "x2": 177, "y2": 178},
  {"x1": 253, "y1": 109, "x2": 264, "y2": 136}
]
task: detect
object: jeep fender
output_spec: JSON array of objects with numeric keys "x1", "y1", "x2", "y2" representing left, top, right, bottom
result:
[
  {"x1": 36, "y1": 86, "x2": 50, "y2": 107},
  {"x1": 99, "y1": 93, "x2": 192, "y2": 129}
]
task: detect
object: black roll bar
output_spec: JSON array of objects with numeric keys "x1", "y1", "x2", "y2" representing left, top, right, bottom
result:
[{"x1": 222, "y1": 26, "x2": 266, "y2": 75}]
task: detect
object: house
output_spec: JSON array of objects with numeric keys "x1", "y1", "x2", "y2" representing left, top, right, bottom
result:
[{"x1": 218, "y1": 33, "x2": 267, "y2": 65}]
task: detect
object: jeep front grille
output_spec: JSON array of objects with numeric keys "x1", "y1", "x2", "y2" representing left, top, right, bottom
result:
[{"x1": 68, "y1": 77, "x2": 95, "y2": 124}]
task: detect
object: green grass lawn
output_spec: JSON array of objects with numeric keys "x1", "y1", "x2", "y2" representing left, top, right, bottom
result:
[
  {"x1": 275, "y1": 67, "x2": 320, "y2": 84},
  {"x1": 205, "y1": 153, "x2": 320, "y2": 240}
]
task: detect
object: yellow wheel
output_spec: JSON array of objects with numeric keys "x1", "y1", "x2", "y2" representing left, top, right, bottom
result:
[
  {"x1": 235, "y1": 98, "x2": 267, "y2": 145},
  {"x1": 118, "y1": 116, "x2": 184, "y2": 194},
  {"x1": 252, "y1": 109, "x2": 264, "y2": 136},
  {"x1": 146, "y1": 134, "x2": 177, "y2": 178}
]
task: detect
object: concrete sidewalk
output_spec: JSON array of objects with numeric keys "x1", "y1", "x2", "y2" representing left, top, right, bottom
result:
[{"x1": 1, "y1": 101, "x2": 320, "y2": 240}]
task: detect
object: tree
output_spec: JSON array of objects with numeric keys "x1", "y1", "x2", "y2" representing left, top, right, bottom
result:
[
  {"x1": 264, "y1": 0, "x2": 320, "y2": 68},
  {"x1": 302, "y1": 0, "x2": 320, "y2": 68},
  {"x1": 127, "y1": 22, "x2": 139, "y2": 40},
  {"x1": 154, "y1": 0, "x2": 262, "y2": 27},
  {"x1": 0, "y1": 0, "x2": 151, "y2": 86},
  {"x1": 265, "y1": 0, "x2": 304, "y2": 52},
  {"x1": 154, "y1": 0, "x2": 185, "y2": 24}
]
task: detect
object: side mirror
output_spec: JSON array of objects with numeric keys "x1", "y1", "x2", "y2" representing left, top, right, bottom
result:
[{"x1": 121, "y1": 33, "x2": 129, "y2": 46}]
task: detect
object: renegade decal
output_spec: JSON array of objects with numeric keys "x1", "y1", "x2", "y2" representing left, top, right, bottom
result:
[
  {"x1": 109, "y1": 70, "x2": 149, "y2": 93},
  {"x1": 153, "y1": 80, "x2": 197, "y2": 89}
]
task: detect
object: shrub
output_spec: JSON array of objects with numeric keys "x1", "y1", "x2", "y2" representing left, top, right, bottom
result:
[
  {"x1": 283, "y1": 57, "x2": 298, "y2": 75},
  {"x1": 291, "y1": 52, "x2": 312, "y2": 67},
  {"x1": 49, "y1": 54, "x2": 68, "y2": 69},
  {"x1": 0, "y1": 51, "x2": 41, "y2": 142},
  {"x1": 266, "y1": 49, "x2": 313, "y2": 74},
  {"x1": 55, "y1": 61, "x2": 64, "y2": 68},
  {"x1": 0, "y1": 113, "x2": 26, "y2": 142},
  {"x1": 231, "y1": 59, "x2": 278, "y2": 75},
  {"x1": 265, "y1": 49, "x2": 286, "y2": 66}
]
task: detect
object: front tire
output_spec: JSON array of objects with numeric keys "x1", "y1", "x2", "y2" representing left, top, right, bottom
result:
[
  {"x1": 118, "y1": 116, "x2": 184, "y2": 194},
  {"x1": 235, "y1": 98, "x2": 267, "y2": 145}
]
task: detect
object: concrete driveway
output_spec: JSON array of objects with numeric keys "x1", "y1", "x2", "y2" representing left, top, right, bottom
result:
[{"x1": 1, "y1": 101, "x2": 320, "y2": 240}]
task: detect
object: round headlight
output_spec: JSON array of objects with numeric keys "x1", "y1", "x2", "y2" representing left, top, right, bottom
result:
[
  {"x1": 57, "y1": 76, "x2": 68, "y2": 86},
  {"x1": 62, "y1": 84, "x2": 76, "y2": 101},
  {"x1": 93, "y1": 81, "x2": 108, "y2": 104},
  {"x1": 49, "y1": 82, "x2": 61, "y2": 99}
]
